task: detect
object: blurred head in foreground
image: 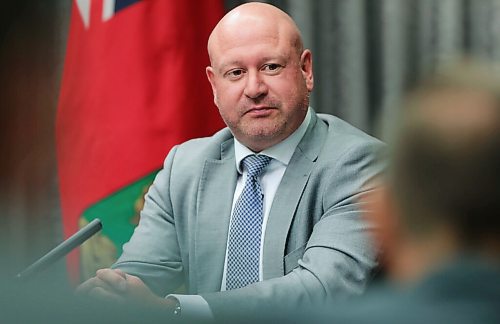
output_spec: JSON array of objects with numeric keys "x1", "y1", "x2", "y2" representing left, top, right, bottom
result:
[
  {"x1": 374, "y1": 63, "x2": 500, "y2": 282},
  {"x1": 306, "y1": 62, "x2": 500, "y2": 324}
]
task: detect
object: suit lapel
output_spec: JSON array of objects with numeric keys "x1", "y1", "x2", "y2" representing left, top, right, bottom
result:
[
  {"x1": 195, "y1": 139, "x2": 237, "y2": 293},
  {"x1": 262, "y1": 112, "x2": 327, "y2": 279}
]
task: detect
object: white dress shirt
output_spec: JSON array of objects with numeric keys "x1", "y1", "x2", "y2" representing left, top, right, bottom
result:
[{"x1": 169, "y1": 109, "x2": 312, "y2": 319}]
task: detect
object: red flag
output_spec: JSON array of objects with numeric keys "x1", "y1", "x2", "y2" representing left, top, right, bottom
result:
[{"x1": 56, "y1": 0, "x2": 225, "y2": 283}]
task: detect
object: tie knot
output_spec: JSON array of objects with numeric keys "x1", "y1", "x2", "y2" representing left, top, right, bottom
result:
[{"x1": 242, "y1": 155, "x2": 272, "y2": 177}]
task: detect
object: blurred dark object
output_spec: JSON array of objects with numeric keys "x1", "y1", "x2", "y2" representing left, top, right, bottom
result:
[
  {"x1": 17, "y1": 219, "x2": 102, "y2": 281},
  {"x1": 0, "y1": 1, "x2": 69, "y2": 278}
]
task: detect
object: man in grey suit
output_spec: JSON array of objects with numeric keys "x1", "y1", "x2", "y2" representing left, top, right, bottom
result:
[{"x1": 77, "y1": 2, "x2": 383, "y2": 321}]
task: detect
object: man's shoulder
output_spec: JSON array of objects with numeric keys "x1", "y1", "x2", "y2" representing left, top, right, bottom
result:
[
  {"x1": 318, "y1": 113, "x2": 381, "y2": 144},
  {"x1": 158, "y1": 127, "x2": 233, "y2": 188},
  {"x1": 173, "y1": 127, "x2": 233, "y2": 161},
  {"x1": 314, "y1": 113, "x2": 384, "y2": 161}
]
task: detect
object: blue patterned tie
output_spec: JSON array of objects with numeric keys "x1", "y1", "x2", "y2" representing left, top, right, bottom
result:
[{"x1": 226, "y1": 154, "x2": 272, "y2": 290}]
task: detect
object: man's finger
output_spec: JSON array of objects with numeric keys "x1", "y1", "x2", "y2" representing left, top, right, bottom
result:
[
  {"x1": 96, "y1": 268, "x2": 127, "y2": 293},
  {"x1": 113, "y1": 268, "x2": 127, "y2": 279},
  {"x1": 76, "y1": 276, "x2": 117, "y2": 296},
  {"x1": 75, "y1": 276, "x2": 102, "y2": 295}
]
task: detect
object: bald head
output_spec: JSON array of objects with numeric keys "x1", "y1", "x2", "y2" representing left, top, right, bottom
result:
[
  {"x1": 204, "y1": 2, "x2": 313, "y2": 152},
  {"x1": 207, "y1": 2, "x2": 304, "y2": 66}
]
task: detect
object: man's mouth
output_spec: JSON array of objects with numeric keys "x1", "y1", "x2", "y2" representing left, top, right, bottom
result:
[{"x1": 245, "y1": 106, "x2": 276, "y2": 117}]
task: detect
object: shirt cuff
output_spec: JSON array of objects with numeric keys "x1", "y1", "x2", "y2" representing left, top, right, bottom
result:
[{"x1": 167, "y1": 294, "x2": 214, "y2": 321}]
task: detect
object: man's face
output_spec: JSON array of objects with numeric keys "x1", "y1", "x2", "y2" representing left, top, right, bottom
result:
[{"x1": 206, "y1": 25, "x2": 313, "y2": 152}]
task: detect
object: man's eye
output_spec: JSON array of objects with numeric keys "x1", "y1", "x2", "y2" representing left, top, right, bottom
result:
[
  {"x1": 226, "y1": 69, "x2": 244, "y2": 79},
  {"x1": 263, "y1": 64, "x2": 282, "y2": 73}
]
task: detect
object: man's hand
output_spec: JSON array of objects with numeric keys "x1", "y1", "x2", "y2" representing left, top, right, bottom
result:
[{"x1": 76, "y1": 268, "x2": 176, "y2": 311}]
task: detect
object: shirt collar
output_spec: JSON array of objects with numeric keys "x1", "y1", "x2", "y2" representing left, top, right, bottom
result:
[{"x1": 234, "y1": 108, "x2": 312, "y2": 174}]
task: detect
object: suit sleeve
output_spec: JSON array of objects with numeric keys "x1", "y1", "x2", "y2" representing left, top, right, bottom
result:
[
  {"x1": 201, "y1": 139, "x2": 384, "y2": 321},
  {"x1": 111, "y1": 146, "x2": 185, "y2": 297}
]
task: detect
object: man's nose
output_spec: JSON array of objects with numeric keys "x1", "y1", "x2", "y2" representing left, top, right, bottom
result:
[{"x1": 244, "y1": 71, "x2": 268, "y2": 99}]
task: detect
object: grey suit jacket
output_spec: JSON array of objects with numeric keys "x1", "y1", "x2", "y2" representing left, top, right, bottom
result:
[{"x1": 113, "y1": 111, "x2": 384, "y2": 319}]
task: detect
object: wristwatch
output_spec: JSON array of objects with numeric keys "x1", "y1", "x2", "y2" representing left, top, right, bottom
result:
[
  {"x1": 173, "y1": 301, "x2": 181, "y2": 316},
  {"x1": 166, "y1": 296, "x2": 181, "y2": 316}
]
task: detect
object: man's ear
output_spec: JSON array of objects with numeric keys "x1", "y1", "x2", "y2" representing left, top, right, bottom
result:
[
  {"x1": 300, "y1": 49, "x2": 314, "y2": 92},
  {"x1": 206, "y1": 66, "x2": 218, "y2": 107}
]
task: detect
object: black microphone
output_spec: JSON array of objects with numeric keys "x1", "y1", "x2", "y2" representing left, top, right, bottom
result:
[{"x1": 16, "y1": 218, "x2": 103, "y2": 280}]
